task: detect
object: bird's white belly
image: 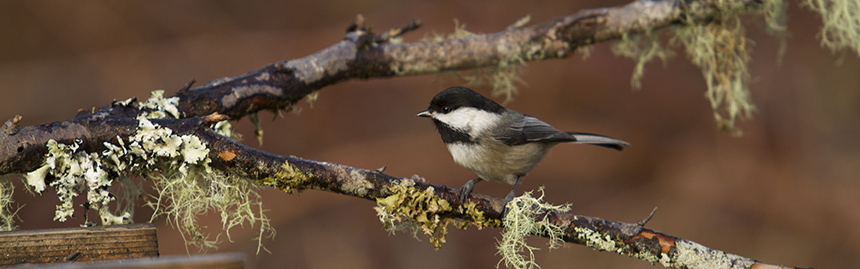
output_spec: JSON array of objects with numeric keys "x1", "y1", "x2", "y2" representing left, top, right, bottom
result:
[{"x1": 446, "y1": 141, "x2": 550, "y2": 185}]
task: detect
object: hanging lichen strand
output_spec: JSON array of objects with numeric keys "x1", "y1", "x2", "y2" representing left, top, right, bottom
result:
[{"x1": 805, "y1": 0, "x2": 860, "y2": 55}]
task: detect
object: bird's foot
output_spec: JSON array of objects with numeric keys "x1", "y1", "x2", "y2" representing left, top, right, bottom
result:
[{"x1": 458, "y1": 178, "x2": 482, "y2": 203}]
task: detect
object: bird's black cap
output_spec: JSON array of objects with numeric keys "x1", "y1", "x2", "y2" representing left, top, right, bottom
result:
[{"x1": 426, "y1": 86, "x2": 505, "y2": 115}]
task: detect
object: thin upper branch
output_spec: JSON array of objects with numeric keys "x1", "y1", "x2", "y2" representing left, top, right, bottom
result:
[{"x1": 171, "y1": 0, "x2": 762, "y2": 120}]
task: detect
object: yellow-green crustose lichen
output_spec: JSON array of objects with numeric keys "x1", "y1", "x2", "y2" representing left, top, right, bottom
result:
[{"x1": 374, "y1": 180, "x2": 501, "y2": 249}]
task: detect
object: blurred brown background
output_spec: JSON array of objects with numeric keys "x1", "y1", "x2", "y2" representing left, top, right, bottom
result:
[{"x1": 1, "y1": 1, "x2": 858, "y2": 268}]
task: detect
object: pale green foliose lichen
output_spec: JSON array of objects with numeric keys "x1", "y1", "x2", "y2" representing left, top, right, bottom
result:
[
  {"x1": 212, "y1": 120, "x2": 235, "y2": 139},
  {"x1": 180, "y1": 135, "x2": 210, "y2": 169},
  {"x1": 19, "y1": 90, "x2": 270, "y2": 250},
  {"x1": 18, "y1": 138, "x2": 117, "y2": 223},
  {"x1": 24, "y1": 166, "x2": 49, "y2": 193},
  {"x1": 139, "y1": 89, "x2": 181, "y2": 119},
  {"x1": 22, "y1": 114, "x2": 213, "y2": 225}
]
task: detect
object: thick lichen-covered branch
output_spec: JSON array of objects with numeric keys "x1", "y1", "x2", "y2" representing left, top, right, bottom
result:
[
  {"x1": 0, "y1": 95, "x2": 798, "y2": 267},
  {"x1": 3, "y1": 92, "x2": 273, "y2": 249}
]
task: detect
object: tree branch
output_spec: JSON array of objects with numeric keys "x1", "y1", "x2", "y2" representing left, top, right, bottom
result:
[
  {"x1": 171, "y1": 0, "x2": 763, "y2": 119},
  {"x1": 1, "y1": 110, "x2": 799, "y2": 268},
  {"x1": 0, "y1": 0, "x2": 804, "y2": 268}
]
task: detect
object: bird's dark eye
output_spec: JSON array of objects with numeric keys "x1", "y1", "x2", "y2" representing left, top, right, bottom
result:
[{"x1": 441, "y1": 106, "x2": 451, "y2": 113}]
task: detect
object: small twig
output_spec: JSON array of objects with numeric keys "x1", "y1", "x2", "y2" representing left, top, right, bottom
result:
[
  {"x1": 249, "y1": 112, "x2": 264, "y2": 146},
  {"x1": 347, "y1": 14, "x2": 367, "y2": 33},
  {"x1": 377, "y1": 19, "x2": 423, "y2": 42},
  {"x1": 506, "y1": 14, "x2": 531, "y2": 30},
  {"x1": 1, "y1": 115, "x2": 22, "y2": 136},
  {"x1": 203, "y1": 112, "x2": 229, "y2": 123},
  {"x1": 636, "y1": 207, "x2": 659, "y2": 226},
  {"x1": 178, "y1": 79, "x2": 196, "y2": 93}
]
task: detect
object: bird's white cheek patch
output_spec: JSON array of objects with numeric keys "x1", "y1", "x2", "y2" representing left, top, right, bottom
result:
[{"x1": 432, "y1": 107, "x2": 501, "y2": 136}]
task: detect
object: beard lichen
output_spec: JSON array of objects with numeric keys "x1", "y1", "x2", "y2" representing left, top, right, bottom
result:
[
  {"x1": 610, "y1": 31, "x2": 674, "y2": 90},
  {"x1": 497, "y1": 188, "x2": 569, "y2": 269},
  {"x1": 610, "y1": 1, "x2": 794, "y2": 133},
  {"x1": 461, "y1": 36, "x2": 526, "y2": 104},
  {"x1": 420, "y1": 18, "x2": 475, "y2": 43},
  {"x1": 804, "y1": 0, "x2": 860, "y2": 56},
  {"x1": 673, "y1": 15, "x2": 754, "y2": 134},
  {"x1": 486, "y1": 54, "x2": 526, "y2": 104},
  {"x1": 421, "y1": 18, "x2": 527, "y2": 104},
  {"x1": 148, "y1": 167, "x2": 271, "y2": 253},
  {"x1": 455, "y1": 50, "x2": 526, "y2": 105},
  {"x1": 0, "y1": 179, "x2": 19, "y2": 231}
]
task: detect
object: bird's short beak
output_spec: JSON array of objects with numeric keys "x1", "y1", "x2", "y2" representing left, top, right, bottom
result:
[{"x1": 416, "y1": 110, "x2": 431, "y2": 118}]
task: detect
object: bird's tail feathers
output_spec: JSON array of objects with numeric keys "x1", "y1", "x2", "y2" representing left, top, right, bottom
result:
[{"x1": 569, "y1": 132, "x2": 630, "y2": 151}]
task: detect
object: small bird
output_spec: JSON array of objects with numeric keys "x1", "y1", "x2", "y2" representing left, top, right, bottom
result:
[{"x1": 417, "y1": 86, "x2": 629, "y2": 214}]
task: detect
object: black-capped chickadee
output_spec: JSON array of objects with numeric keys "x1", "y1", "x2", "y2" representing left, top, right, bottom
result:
[{"x1": 417, "y1": 86, "x2": 629, "y2": 213}]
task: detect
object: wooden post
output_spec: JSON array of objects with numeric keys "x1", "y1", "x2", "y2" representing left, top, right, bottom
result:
[
  {"x1": 5, "y1": 253, "x2": 246, "y2": 269},
  {"x1": 0, "y1": 223, "x2": 159, "y2": 265}
]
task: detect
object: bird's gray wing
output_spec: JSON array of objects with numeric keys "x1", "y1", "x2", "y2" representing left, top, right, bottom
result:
[
  {"x1": 495, "y1": 115, "x2": 631, "y2": 151},
  {"x1": 494, "y1": 115, "x2": 575, "y2": 146}
]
